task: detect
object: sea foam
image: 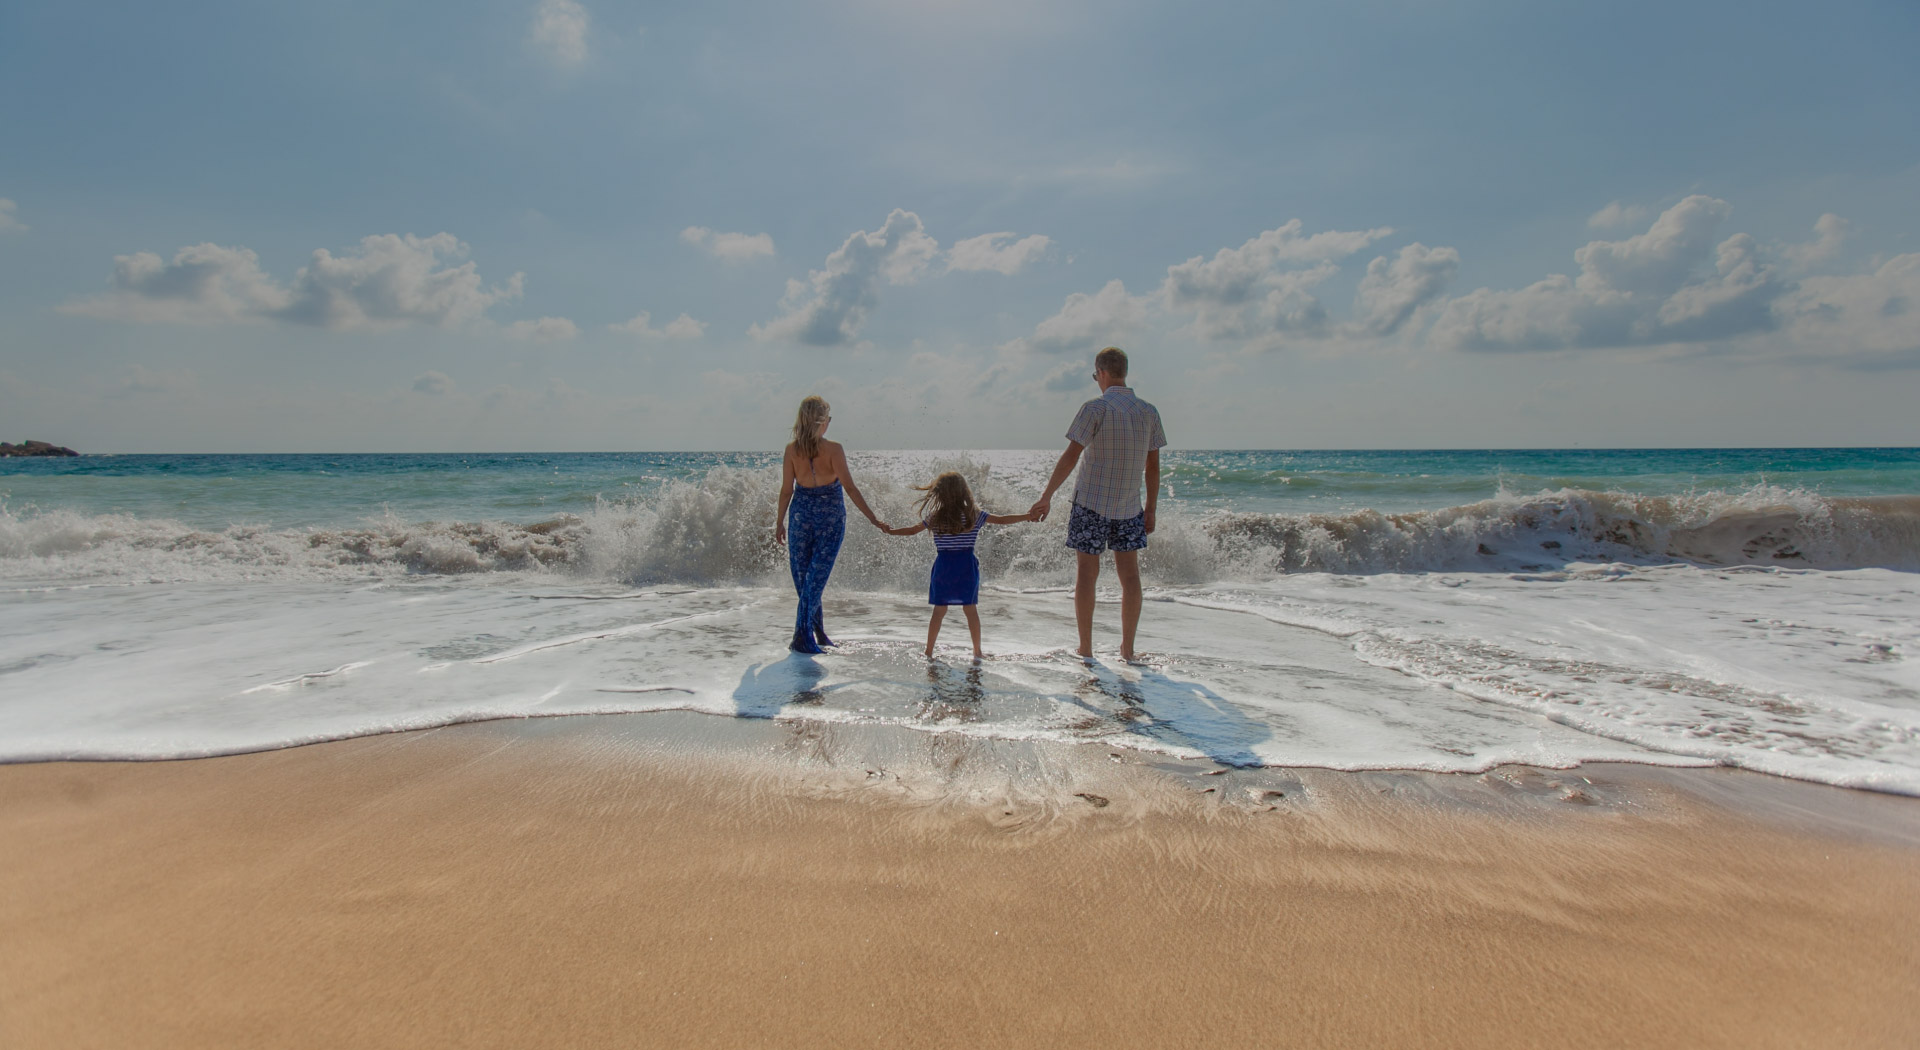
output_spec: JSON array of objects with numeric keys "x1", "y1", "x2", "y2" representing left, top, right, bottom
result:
[
  {"x1": 4, "y1": 459, "x2": 1917, "y2": 795},
  {"x1": 4, "y1": 463, "x2": 1916, "y2": 587}
]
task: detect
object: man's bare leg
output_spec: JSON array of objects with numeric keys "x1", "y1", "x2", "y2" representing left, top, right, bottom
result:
[
  {"x1": 1114, "y1": 549, "x2": 1143, "y2": 661},
  {"x1": 1073, "y1": 551, "x2": 1101, "y2": 657}
]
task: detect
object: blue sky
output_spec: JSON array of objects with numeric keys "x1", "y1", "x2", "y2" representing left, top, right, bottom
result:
[{"x1": 1, "y1": 0, "x2": 1916, "y2": 451}]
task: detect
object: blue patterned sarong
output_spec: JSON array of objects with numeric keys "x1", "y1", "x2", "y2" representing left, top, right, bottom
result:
[{"x1": 786, "y1": 480, "x2": 845, "y2": 653}]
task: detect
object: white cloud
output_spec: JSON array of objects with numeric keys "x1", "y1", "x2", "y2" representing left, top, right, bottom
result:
[
  {"x1": 1588, "y1": 201, "x2": 1649, "y2": 229},
  {"x1": 1651, "y1": 232, "x2": 1775, "y2": 341},
  {"x1": 62, "y1": 233, "x2": 523, "y2": 330},
  {"x1": 281, "y1": 234, "x2": 523, "y2": 330},
  {"x1": 1352, "y1": 242, "x2": 1459, "y2": 336},
  {"x1": 680, "y1": 226, "x2": 775, "y2": 262},
  {"x1": 1784, "y1": 213, "x2": 1851, "y2": 270},
  {"x1": 1777, "y1": 253, "x2": 1920, "y2": 363},
  {"x1": 61, "y1": 243, "x2": 289, "y2": 324},
  {"x1": 504, "y1": 316, "x2": 580, "y2": 342},
  {"x1": 751, "y1": 209, "x2": 939, "y2": 346},
  {"x1": 1158, "y1": 220, "x2": 1393, "y2": 341},
  {"x1": 1431, "y1": 196, "x2": 1783, "y2": 351},
  {"x1": 411, "y1": 371, "x2": 454, "y2": 395},
  {"x1": 1020, "y1": 279, "x2": 1147, "y2": 354},
  {"x1": 947, "y1": 232, "x2": 1051, "y2": 275},
  {"x1": 1007, "y1": 219, "x2": 1441, "y2": 355},
  {"x1": 0, "y1": 198, "x2": 25, "y2": 234},
  {"x1": 530, "y1": 0, "x2": 590, "y2": 67},
  {"x1": 610, "y1": 310, "x2": 706, "y2": 339},
  {"x1": 1575, "y1": 195, "x2": 1731, "y2": 295}
]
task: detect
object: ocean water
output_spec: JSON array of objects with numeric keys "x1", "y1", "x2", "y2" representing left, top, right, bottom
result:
[{"x1": 3, "y1": 449, "x2": 1917, "y2": 794}]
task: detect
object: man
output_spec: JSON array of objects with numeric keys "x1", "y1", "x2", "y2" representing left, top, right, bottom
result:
[{"x1": 1028, "y1": 346, "x2": 1167, "y2": 661}]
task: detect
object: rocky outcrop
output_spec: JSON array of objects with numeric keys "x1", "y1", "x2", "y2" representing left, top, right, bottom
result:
[{"x1": 0, "y1": 440, "x2": 80, "y2": 457}]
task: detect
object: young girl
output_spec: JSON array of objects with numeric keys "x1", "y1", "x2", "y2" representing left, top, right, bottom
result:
[{"x1": 884, "y1": 471, "x2": 1033, "y2": 658}]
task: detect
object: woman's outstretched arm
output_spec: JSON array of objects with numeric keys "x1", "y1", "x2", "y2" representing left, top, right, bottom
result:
[
  {"x1": 774, "y1": 447, "x2": 795, "y2": 545},
  {"x1": 831, "y1": 444, "x2": 888, "y2": 530}
]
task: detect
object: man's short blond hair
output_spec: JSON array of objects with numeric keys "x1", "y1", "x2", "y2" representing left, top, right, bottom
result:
[{"x1": 1094, "y1": 346, "x2": 1128, "y2": 380}]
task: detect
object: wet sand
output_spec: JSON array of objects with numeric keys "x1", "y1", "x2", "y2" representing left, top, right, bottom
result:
[{"x1": 2, "y1": 713, "x2": 1916, "y2": 1050}]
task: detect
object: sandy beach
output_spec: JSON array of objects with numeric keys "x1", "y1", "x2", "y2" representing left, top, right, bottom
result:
[{"x1": 2, "y1": 712, "x2": 1915, "y2": 1050}]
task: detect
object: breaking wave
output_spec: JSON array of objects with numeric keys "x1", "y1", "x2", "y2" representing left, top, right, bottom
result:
[{"x1": 3, "y1": 460, "x2": 1916, "y2": 586}]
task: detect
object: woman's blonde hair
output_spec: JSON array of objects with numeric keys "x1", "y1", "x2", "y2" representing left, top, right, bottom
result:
[
  {"x1": 915, "y1": 471, "x2": 979, "y2": 535},
  {"x1": 791, "y1": 396, "x2": 830, "y2": 461}
]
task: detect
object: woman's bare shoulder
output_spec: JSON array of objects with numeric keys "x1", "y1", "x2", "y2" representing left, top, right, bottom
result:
[{"x1": 819, "y1": 439, "x2": 846, "y2": 455}]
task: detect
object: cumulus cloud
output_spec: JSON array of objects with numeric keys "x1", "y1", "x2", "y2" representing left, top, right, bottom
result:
[
  {"x1": 681, "y1": 226, "x2": 775, "y2": 262},
  {"x1": 0, "y1": 198, "x2": 25, "y2": 234},
  {"x1": 610, "y1": 310, "x2": 705, "y2": 339},
  {"x1": 504, "y1": 316, "x2": 580, "y2": 342},
  {"x1": 411, "y1": 371, "x2": 454, "y2": 395},
  {"x1": 62, "y1": 233, "x2": 523, "y2": 330},
  {"x1": 1431, "y1": 195, "x2": 1783, "y2": 352},
  {"x1": 1575, "y1": 195, "x2": 1732, "y2": 295},
  {"x1": 1784, "y1": 213, "x2": 1851, "y2": 270},
  {"x1": 751, "y1": 209, "x2": 939, "y2": 346},
  {"x1": 1352, "y1": 243, "x2": 1459, "y2": 336},
  {"x1": 62, "y1": 243, "x2": 289, "y2": 324},
  {"x1": 1021, "y1": 280, "x2": 1147, "y2": 354},
  {"x1": 280, "y1": 234, "x2": 523, "y2": 330},
  {"x1": 1004, "y1": 219, "x2": 1434, "y2": 355},
  {"x1": 1588, "y1": 201, "x2": 1649, "y2": 229},
  {"x1": 947, "y1": 232, "x2": 1051, "y2": 275},
  {"x1": 1777, "y1": 253, "x2": 1920, "y2": 363},
  {"x1": 1158, "y1": 220, "x2": 1393, "y2": 340},
  {"x1": 530, "y1": 0, "x2": 590, "y2": 67}
]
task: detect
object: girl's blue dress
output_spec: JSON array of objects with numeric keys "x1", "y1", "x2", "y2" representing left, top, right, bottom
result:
[{"x1": 927, "y1": 510, "x2": 988, "y2": 606}]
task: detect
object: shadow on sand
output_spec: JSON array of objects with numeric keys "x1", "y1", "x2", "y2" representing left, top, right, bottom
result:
[
  {"x1": 730, "y1": 652, "x2": 839, "y2": 718},
  {"x1": 1065, "y1": 661, "x2": 1271, "y2": 767}
]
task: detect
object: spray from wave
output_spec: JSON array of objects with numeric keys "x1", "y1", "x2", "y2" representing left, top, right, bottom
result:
[{"x1": 3, "y1": 460, "x2": 1916, "y2": 586}]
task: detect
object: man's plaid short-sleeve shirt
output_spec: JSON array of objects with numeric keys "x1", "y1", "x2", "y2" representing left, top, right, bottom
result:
[{"x1": 1066, "y1": 386, "x2": 1167, "y2": 519}]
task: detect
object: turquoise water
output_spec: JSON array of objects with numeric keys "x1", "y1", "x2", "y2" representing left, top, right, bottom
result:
[{"x1": 4, "y1": 448, "x2": 1916, "y2": 530}]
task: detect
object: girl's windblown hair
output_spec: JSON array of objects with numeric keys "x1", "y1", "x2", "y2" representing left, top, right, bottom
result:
[
  {"x1": 791, "y1": 396, "x2": 829, "y2": 461},
  {"x1": 915, "y1": 471, "x2": 979, "y2": 535}
]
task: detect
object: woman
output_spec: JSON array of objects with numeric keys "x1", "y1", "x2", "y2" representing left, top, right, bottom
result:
[{"x1": 775, "y1": 396, "x2": 887, "y2": 653}]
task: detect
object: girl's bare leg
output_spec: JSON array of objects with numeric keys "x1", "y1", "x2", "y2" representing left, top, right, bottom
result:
[
  {"x1": 925, "y1": 605, "x2": 947, "y2": 657},
  {"x1": 961, "y1": 605, "x2": 982, "y2": 658}
]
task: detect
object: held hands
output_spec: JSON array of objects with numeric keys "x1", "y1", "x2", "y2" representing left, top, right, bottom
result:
[{"x1": 1028, "y1": 496, "x2": 1052, "y2": 521}]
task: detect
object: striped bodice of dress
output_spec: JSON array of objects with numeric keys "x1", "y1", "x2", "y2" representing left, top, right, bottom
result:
[{"x1": 928, "y1": 510, "x2": 989, "y2": 552}]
